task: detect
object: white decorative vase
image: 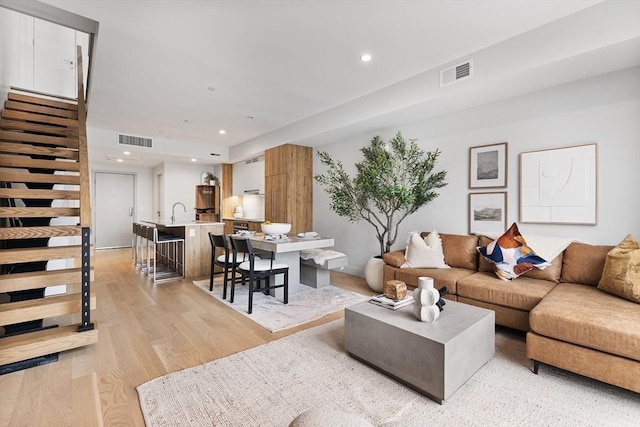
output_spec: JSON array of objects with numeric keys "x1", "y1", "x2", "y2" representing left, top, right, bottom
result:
[
  {"x1": 413, "y1": 276, "x2": 440, "y2": 323},
  {"x1": 364, "y1": 256, "x2": 385, "y2": 292}
]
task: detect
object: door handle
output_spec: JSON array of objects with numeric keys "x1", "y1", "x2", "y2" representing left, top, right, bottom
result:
[{"x1": 129, "y1": 206, "x2": 134, "y2": 216}]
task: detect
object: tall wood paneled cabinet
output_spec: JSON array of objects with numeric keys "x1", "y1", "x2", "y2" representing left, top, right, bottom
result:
[
  {"x1": 195, "y1": 185, "x2": 220, "y2": 222},
  {"x1": 264, "y1": 144, "x2": 312, "y2": 234}
]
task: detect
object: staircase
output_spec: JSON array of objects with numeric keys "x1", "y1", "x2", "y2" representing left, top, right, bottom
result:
[{"x1": 0, "y1": 47, "x2": 98, "y2": 372}]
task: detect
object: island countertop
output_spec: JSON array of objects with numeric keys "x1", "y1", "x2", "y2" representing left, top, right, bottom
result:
[{"x1": 141, "y1": 220, "x2": 224, "y2": 228}]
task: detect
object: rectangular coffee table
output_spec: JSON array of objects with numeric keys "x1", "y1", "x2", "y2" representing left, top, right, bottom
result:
[{"x1": 345, "y1": 300, "x2": 495, "y2": 404}]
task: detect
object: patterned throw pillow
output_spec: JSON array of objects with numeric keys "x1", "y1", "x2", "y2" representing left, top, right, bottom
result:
[
  {"x1": 597, "y1": 234, "x2": 640, "y2": 303},
  {"x1": 401, "y1": 230, "x2": 449, "y2": 269},
  {"x1": 477, "y1": 223, "x2": 550, "y2": 281}
]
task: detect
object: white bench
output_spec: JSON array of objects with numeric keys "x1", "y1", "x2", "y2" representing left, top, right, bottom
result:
[{"x1": 299, "y1": 250, "x2": 348, "y2": 288}]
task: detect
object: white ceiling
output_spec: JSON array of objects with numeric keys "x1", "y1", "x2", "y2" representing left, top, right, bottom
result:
[{"x1": 39, "y1": 0, "x2": 640, "y2": 166}]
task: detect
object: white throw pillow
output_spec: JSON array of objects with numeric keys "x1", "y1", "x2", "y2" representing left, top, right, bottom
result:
[{"x1": 401, "y1": 230, "x2": 449, "y2": 269}]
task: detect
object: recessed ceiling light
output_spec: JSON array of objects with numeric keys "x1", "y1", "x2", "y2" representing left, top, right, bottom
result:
[
  {"x1": 184, "y1": 119, "x2": 191, "y2": 124},
  {"x1": 219, "y1": 129, "x2": 226, "y2": 135},
  {"x1": 123, "y1": 151, "x2": 130, "y2": 155},
  {"x1": 207, "y1": 86, "x2": 216, "y2": 91},
  {"x1": 191, "y1": 158, "x2": 197, "y2": 162},
  {"x1": 117, "y1": 158, "x2": 123, "y2": 163},
  {"x1": 247, "y1": 115, "x2": 254, "y2": 119},
  {"x1": 360, "y1": 53, "x2": 372, "y2": 62}
]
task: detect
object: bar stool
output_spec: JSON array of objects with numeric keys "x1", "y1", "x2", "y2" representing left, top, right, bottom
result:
[{"x1": 145, "y1": 227, "x2": 185, "y2": 283}]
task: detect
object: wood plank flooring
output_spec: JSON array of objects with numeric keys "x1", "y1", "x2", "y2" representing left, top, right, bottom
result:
[{"x1": 0, "y1": 248, "x2": 371, "y2": 426}]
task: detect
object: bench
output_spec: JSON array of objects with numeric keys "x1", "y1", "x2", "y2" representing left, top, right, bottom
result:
[{"x1": 299, "y1": 250, "x2": 348, "y2": 288}]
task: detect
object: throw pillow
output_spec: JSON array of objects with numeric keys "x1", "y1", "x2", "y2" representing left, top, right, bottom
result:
[
  {"x1": 401, "y1": 230, "x2": 449, "y2": 269},
  {"x1": 477, "y1": 223, "x2": 550, "y2": 281},
  {"x1": 597, "y1": 234, "x2": 640, "y2": 303}
]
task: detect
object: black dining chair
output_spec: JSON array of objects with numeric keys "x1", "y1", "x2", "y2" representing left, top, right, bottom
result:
[
  {"x1": 229, "y1": 235, "x2": 289, "y2": 314},
  {"x1": 208, "y1": 232, "x2": 249, "y2": 298}
]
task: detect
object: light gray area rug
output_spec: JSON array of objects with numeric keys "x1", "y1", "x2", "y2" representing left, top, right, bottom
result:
[
  {"x1": 137, "y1": 320, "x2": 639, "y2": 427},
  {"x1": 192, "y1": 279, "x2": 369, "y2": 332}
]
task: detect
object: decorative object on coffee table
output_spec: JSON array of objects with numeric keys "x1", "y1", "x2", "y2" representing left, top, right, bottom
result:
[
  {"x1": 384, "y1": 280, "x2": 407, "y2": 300},
  {"x1": 413, "y1": 277, "x2": 441, "y2": 322}
]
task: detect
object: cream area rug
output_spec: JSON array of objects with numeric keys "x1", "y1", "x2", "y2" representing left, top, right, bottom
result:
[
  {"x1": 191, "y1": 279, "x2": 368, "y2": 332},
  {"x1": 137, "y1": 320, "x2": 639, "y2": 427}
]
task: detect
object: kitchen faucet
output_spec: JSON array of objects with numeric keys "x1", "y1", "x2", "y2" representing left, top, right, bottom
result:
[{"x1": 171, "y1": 202, "x2": 186, "y2": 224}]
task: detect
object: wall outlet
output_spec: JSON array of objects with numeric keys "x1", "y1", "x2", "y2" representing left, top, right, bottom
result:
[{"x1": 189, "y1": 228, "x2": 195, "y2": 237}]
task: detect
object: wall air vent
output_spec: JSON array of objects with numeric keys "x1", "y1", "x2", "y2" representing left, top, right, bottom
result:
[
  {"x1": 118, "y1": 133, "x2": 153, "y2": 148},
  {"x1": 440, "y1": 59, "x2": 473, "y2": 87}
]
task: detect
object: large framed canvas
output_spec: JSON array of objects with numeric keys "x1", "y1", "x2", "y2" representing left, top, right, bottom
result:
[
  {"x1": 520, "y1": 143, "x2": 597, "y2": 225},
  {"x1": 469, "y1": 142, "x2": 507, "y2": 188},
  {"x1": 468, "y1": 192, "x2": 507, "y2": 235}
]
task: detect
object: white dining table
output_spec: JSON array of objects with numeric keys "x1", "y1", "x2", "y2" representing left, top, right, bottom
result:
[{"x1": 247, "y1": 234, "x2": 335, "y2": 298}]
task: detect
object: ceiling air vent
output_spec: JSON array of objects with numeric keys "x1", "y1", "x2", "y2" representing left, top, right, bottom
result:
[
  {"x1": 440, "y1": 59, "x2": 473, "y2": 87},
  {"x1": 118, "y1": 133, "x2": 153, "y2": 148}
]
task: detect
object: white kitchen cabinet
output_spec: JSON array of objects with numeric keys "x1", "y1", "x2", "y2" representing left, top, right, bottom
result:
[{"x1": 232, "y1": 156, "x2": 265, "y2": 195}]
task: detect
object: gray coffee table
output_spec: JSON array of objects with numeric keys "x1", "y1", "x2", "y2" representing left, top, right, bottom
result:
[{"x1": 345, "y1": 300, "x2": 495, "y2": 404}]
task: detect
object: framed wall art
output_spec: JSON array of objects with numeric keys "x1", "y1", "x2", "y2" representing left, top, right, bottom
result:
[
  {"x1": 469, "y1": 142, "x2": 507, "y2": 189},
  {"x1": 468, "y1": 192, "x2": 507, "y2": 235},
  {"x1": 520, "y1": 143, "x2": 597, "y2": 225}
]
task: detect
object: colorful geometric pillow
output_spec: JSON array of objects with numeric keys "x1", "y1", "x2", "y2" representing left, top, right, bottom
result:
[
  {"x1": 477, "y1": 223, "x2": 550, "y2": 281},
  {"x1": 597, "y1": 234, "x2": 640, "y2": 304},
  {"x1": 401, "y1": 230, "x2": 449, "y2": 269}
]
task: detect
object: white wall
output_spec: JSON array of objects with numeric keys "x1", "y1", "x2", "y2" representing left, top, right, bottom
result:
[
  {"x1": 0, "y1": 7, "x2": 20, "y2": 101},
  {"x1": 162, "y1": 161, "x2": 212, "y2": 223},
  {"x1": 313, "y1": 66, "x2": 640, "y2": 277}
]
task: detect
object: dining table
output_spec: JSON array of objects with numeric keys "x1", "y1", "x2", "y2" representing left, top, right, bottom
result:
[{"x1": 247, "y1": 234, "x2": 335, "y2": 299}]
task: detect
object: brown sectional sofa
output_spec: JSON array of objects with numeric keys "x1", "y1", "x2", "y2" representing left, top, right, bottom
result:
[{"x1": 382, "y1": 232, "x2": 640, "y2": 393}]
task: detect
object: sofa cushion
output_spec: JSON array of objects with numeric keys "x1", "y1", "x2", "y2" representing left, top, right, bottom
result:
[
  {"x1": 478, "y1": 235, "x2": 563, "y2": 283},
  {"x1": 560, "y1": 242, "x2": 614, "y2": 286},
  {"x1": 597, "y1": 234, "x2": 640, "y2": 303},
  {"x1": 421, "y1": 232, "x2": 478, "y2": 270},
  {"x1": 477, "y1": 223, "x2": 550, "y2": 281},
  {"x1": 395, "y1": 267, "x2": 474, "y2": 295},
  {"x1": 382, "y1": 250, "x2": 406, "y2": 268},
  {"x1": 530, "y1": 283, "x2": 640, "y2": 362},
  {"x1": 401, "y1": 231, "x2": 449, "y2": 269},
  {"x1": 457, "y1": 272, "x2": 556, "y2": 311}
]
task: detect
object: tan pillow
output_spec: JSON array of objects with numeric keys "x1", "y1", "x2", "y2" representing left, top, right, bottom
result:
[
  {"x1": 401, "y1": 231, "x2": 449, "y2": 269},
  {"x1": 597, "y1": 234, "x2": 640, "y2": 303}
]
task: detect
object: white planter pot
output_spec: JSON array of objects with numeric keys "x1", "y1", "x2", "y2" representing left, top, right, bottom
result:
[{"x1": 364, "y1": 256, "x2": 385, "y2": 292}]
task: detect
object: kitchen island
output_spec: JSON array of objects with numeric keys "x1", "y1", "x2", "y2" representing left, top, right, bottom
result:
[{"x1": 140, "y1": 220, "x2": 224, "y2": 279}]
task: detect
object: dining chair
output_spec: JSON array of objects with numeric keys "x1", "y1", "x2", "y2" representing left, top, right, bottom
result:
[
  {"x1": 208, "y1": 233, "x2": 249, "y2": 298},
  {"x1": 229, "y1": 235, "x2": 289, "y2": 314}
]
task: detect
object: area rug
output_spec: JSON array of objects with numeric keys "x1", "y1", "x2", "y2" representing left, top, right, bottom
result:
[
  {"x1": 137, "y1": 320, "x2": 639, "y2": 427},
  {"x1": 192, "y1": 279, "x2": 369, "y2": 332}
]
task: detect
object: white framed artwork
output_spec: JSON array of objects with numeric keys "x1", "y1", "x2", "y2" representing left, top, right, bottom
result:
[
  {"x1": 468, "y1": 192, "x2": 507, "y2": 235},
  {"x1": 469, "y1": 142, "x2": 508, "y2": 189},
  {"x1": 520, "y1": 143, "x2": 597, "y2": 225}
]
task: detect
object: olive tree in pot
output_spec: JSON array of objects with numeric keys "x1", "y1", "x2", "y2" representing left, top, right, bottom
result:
[{"x1": 314, "y1": 132, "x2": 448, "y2": 292}]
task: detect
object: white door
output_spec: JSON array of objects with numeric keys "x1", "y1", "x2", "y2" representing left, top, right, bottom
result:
[
  {"x1": 33, "y1": 18, "x2": 77, "y2": 98},
  {"x1": 95, "y1": 172, "x2": 135, "y2": 249}
]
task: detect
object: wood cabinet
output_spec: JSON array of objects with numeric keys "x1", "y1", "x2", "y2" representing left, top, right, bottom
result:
[
  {"x1": 264, "y1": 144, "x2": 312, "y2": 234},
  {"x1": 195, "y1": 185, "x2": 220, "y2": 222}
]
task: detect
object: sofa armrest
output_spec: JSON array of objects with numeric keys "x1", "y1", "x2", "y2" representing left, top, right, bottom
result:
[{"x1": 383, "y1": 250, "x2": 406, "y2": 268}]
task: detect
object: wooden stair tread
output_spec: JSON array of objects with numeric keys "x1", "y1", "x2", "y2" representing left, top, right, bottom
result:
[
  {"x1": 10, "y1": 86, "x2": 78, "y2": 103},
  {"x1": 1, "y1": 109, "x2": 79, "y2": 128},
  {"x1": 0, "y1": 141, "x2": 79, "y2": 160},
  {"x1": 8, "y1": 92, "x2": 78, "y2": 111},
  {"x1": 0, "y1": 129, "x2": 79, "y2": 148},
  {"x1": 0, "y1": 245, "x2": 84, "y2": 264},
  {"x1": 0, "y1": 155, "x2": 81, "y2": 172},
  {"x1": 0, "y1": 171, "x2": 80, "y2": 185},
  {"x1": 0, "y1": 207, "x2": 80, "y2": 218},
  {"x1": 0, "y1": 225, "x2": 82, "y2": 240},
  {"x1": 0, "y1": 323, "x2": 99, "y2": 366},
  {"x1": 0, "y1": 187, "x2": 79, "y2": 200},
  {"x1": 4, "y1": 100, "x2": 78, "y2": 120},
  {"x1": 0, "y1": 293, "x2": 97, "y2": 326},
  {"x1": 0, "y1": 118, "x2": 79, "y2": 137},
  {"x1": 0, "y1": 267, "x2": 93, "y2": 293}
]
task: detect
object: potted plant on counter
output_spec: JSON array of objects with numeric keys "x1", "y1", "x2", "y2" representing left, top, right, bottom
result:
[
  {"x1": 203, "y1": 172, "x2": 218, "y2": 186},
  {"x1": 314, "y1": 131, "x2": 448, "y2": 291}
]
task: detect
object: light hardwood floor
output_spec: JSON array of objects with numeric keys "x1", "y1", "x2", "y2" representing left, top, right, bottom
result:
[{"x1": 0, "y1": 248, "x2": 372, "y2": 426}]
